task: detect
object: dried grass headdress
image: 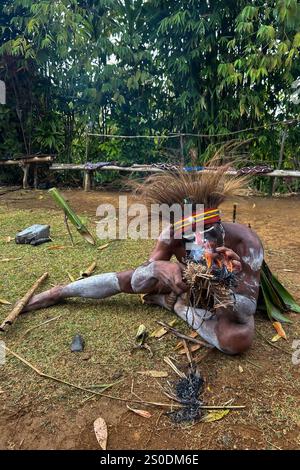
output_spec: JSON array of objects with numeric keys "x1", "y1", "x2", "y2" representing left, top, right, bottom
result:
[{"x1": 133, "y1": 157, "x2": 247, "y2": 211}]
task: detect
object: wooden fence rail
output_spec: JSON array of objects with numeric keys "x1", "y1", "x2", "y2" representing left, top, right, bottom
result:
[{"x1": 1, "y1": 158, "x2": 300, "y2": 192}]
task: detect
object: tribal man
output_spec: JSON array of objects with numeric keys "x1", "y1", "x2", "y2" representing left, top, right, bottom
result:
[{"x1": 22, "y1": 165, "x2": 264, "y2": 355}]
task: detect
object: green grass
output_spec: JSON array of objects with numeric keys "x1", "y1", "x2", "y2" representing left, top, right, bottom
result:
[
  {"x1": 1, "y1": 202, "x2": 300, "y2": 450},
  {"x1": 0, "y1": 206, "x2": 183, "y2": 407}
]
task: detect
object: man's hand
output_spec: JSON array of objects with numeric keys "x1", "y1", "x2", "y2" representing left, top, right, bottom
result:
[
  {"x1": 215, "y1": 246, "x2": 241, "y2": 272},
  {"x1": 152, "y1": 260, "x2": 188, "y2": 295},
  {"x1": 131, "y1": 260, "x2": 188, "y2": 295}
]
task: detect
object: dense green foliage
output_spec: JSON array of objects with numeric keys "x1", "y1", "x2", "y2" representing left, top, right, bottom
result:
[{"x1": 0, "y1": 1, "x2": 299, "y2": 190}]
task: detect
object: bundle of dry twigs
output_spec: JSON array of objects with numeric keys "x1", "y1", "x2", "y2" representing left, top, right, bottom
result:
[{"x1": 183, "y1": 261, "x2": 236, "y2": 311}]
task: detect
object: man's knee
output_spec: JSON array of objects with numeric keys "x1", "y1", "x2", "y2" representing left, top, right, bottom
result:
[
  {"x1": 218, "y1": 320, "x2": 254, "y2": 355},
  {"x1": 130, "y1": 263, "x2": 156, "y2": 293}
]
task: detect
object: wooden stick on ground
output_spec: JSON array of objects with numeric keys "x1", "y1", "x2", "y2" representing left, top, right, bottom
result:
[
  {"x1": 0, "y1": 272, "x2": 48, "y2": 332},
  {"x1": 163, "y1": 356, "x2": 187, "y2": 379},
  {"x1": 78, "y1": 261, "x2": 97, "y2": 279},
  {"x1": 64, "y1": 214, "x2": 74, "y2": 246},
  {"x1": 156, "y1": 321, "x2": 210, "y2": 347},
  {"x1": 182, "y1": 339, "x2": 194, "y2": 370},
  {"x1": 256, "y1": 329, "x2": 292, "y2": 356},
  {"x1": 4, "y1": 346, "x2": 245, "y2": 410},
  {"x1": 15, "y1": 315, "x2": 62, "y2": 346}
]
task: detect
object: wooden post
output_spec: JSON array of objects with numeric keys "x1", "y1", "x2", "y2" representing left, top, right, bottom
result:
[
  {"x1": 85, "y1": 131, "x2": 89, "y2": 163},
  {"x1": 180, "y1": 133, "x2": 184, "y2": 167},
  {"x1": 83, "y1": 170, "x2": 92, "y2": 191},
  {"x1": 33, "y1": 165, "x2": 38, "y2": 189},
  {"x1": 91, "y1": 170, "x2": 94, "y2": 190},
  {"x1": 22, "y1": 164, "x2": 30, "y2": 189},
  {"x1": 268, "y1": 177, "x2": 273, "y2": 196},
  {"x1": 232, "y1": 203, "x2": 237, "y2": 223}
]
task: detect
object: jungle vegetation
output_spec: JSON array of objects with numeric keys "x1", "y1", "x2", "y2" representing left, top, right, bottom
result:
[{"x1": 0, "y1": 1, "x2": 299, "y2": 191}]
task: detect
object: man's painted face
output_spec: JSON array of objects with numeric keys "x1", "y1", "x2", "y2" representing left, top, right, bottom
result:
[
  {"x1": 183, "y1": 222, "x2": 225, "y2": 263},
  {"x1": 201, "y1": 222, "x2": 225, "y2": 248}
]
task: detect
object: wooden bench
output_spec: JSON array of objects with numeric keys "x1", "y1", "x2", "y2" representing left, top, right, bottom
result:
[{"x1": 0, "y1": 155, "x2": 54, "y2": 189}]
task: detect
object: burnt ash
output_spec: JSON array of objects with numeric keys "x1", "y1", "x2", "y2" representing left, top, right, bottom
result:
[{"x1": 167, "y1": 369, "x2": 205, "y2": 423}]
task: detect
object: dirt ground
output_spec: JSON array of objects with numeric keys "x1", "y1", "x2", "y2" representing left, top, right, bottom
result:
[{"x1": 0, "y1": 188, "x2": 300, "y2": 450}]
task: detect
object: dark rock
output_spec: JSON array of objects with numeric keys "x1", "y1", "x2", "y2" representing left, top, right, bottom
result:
[
  {"x1": 71, "y1": 334, "x2": 85, "y2": 352},
  {"x1": 15, "y1": 224, "x2": 50, "y2": 245}
]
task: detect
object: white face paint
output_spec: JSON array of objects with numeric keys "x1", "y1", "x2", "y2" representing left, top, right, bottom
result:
[{"x1": 242, "y1": 247, "x2": 263, "y2": 272}]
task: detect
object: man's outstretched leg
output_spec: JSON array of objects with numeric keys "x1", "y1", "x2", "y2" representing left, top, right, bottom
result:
[
  {"x1": 22, "y1": 261, "x2": 186, "y2": 313},
  {"x1": 23, "y1": 272, "x2": 125, "y2": 312}
]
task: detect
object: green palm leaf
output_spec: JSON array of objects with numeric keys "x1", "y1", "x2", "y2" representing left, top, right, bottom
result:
[
  {"x1": 259, "y1": 269, "x2": 292, "y2": 323},
  {"x1": 262, "y1": 261, "x2": 300, "y2": 313}
]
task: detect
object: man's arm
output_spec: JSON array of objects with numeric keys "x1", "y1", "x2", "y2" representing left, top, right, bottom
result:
[
  {"x1": 149, "y1": 225, "x2": 185, "y2": 262},
  {"x1": 118, "y1": 225, "x2": 189, "y2": 294}
]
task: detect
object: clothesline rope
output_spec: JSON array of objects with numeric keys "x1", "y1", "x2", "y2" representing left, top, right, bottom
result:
[{"x1": 87, "y1": 119, "x2": 298, "y2": 139}]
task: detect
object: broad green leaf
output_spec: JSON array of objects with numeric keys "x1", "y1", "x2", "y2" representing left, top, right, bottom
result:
[
  {"x1": 263, "y1": 262, "x2": 300, "y2": 313},
  {"x1": 260, "y1": 271, "x2": 292, "y2": 323},
  {"x1": 270, "y1": 277, "x2": 300, "y2": 314}
]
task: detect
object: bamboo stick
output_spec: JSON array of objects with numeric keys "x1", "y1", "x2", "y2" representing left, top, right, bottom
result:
[
  {"x1": 48, "y1": 187, "x2": 95, "y2": 245},
  {"x1": 64, "y1": 213, "x2": 74, "y2": 246},
  {"x1": 80, "y1": 261, "x2": 97, "y2": 278},
  {"x1": 0, "y1": 272, "x2": 48, "y2": 332}
]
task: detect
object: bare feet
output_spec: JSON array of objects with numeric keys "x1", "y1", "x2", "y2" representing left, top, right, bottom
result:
[
  {"x1": 142, "y1": 292, "x2": 178, "y2": 311},
  {"x1": 22, "y1": 286, "x2": 64, "y2": 313}
]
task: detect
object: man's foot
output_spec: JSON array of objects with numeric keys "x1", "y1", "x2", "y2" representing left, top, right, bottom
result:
[
  {"x1": 22, "y1": 286, "x2": 64, "y2": 312},
  {"x1": 142, "y1": 292, "x2": 178, "y2": 311}
]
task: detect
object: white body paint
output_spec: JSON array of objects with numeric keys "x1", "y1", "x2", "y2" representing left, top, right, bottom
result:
[
  {"x1": 62, "y1": 273, "x2": 121, "y2": 299},
  {"x1": 131, "y1": 263, "x2": 155, "y2": 293},
  {"x1": 157, "y1": 224, "x2": 173, "y2": 246},
  {"x1": 237, "y1": 271, "x2": 259, "y2": 296},
  {"x1": 173, "y1": 298, "x2": 221, "y2": 349},
  {"x1": 233, "y1": 294, "x2": 256, "y2": 321},
  {"x1": 242, "y1": 247, "x2": 263, "y2": 271}
]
